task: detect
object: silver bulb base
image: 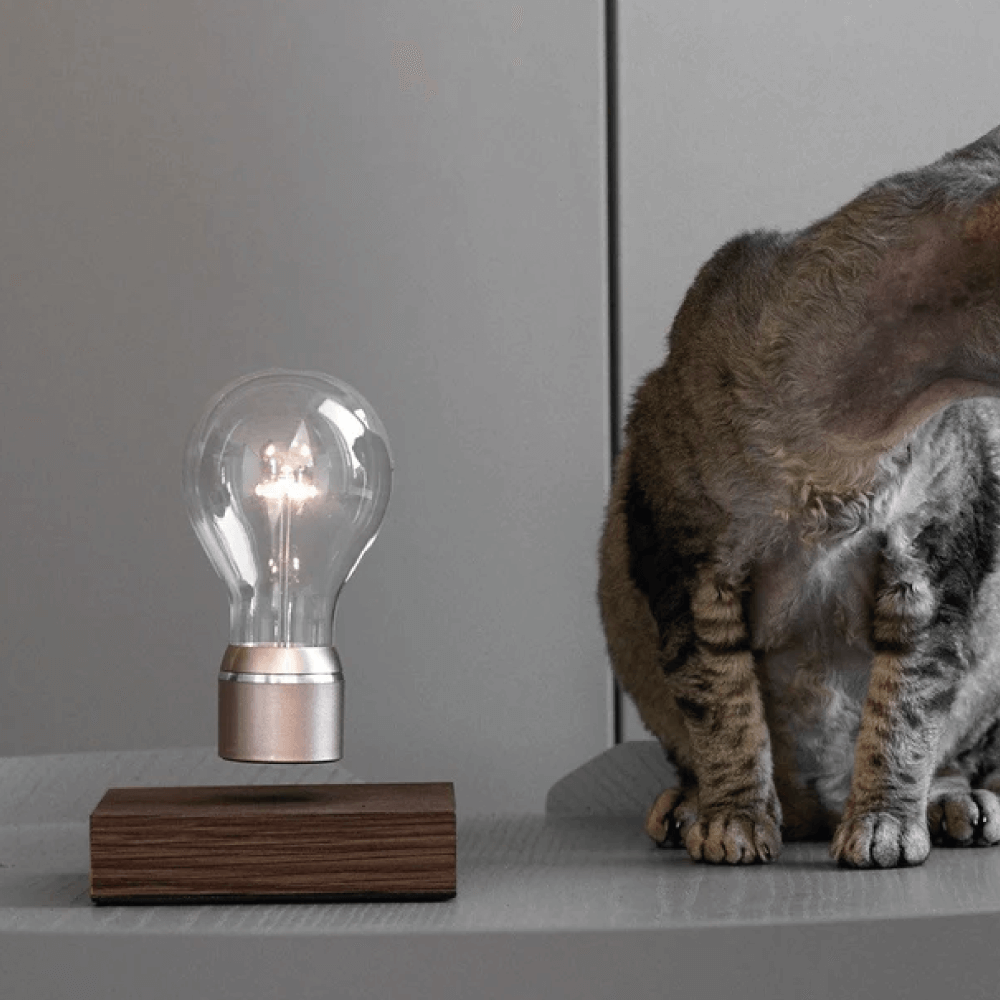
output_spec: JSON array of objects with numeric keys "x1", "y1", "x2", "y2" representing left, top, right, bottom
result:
[{"x1": 218, "y1": 645, "x2": 344, "y2": 763}]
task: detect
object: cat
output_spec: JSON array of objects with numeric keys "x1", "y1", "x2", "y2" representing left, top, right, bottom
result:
[{"x1": 598, "y1": 124, "x2": 1000, "y2": 868}]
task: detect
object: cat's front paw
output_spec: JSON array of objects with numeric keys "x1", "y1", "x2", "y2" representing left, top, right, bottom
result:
[
  {"x1": 684, "y1": 805, "x2": 782, "y2": 864},
  {"x1": 831, "y1": 810, "x2": 930, "y2": 868},
  {"x1": 928, "y1": 788, "x2": 1000, "y2": 846}
]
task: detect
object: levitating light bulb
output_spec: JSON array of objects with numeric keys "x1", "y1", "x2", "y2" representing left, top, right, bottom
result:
[{"x1": 183, "y1": 369, "x2": 392, "y2": 762}]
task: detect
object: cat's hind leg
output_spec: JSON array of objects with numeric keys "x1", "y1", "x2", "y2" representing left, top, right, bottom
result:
[
  {"x1": 646, "y1": 785, "x2": 699, "y2": 848},
  {"x1": 599, "y1": 445, "x2": 781, "y2": 864},
  {"x1": 928, "y1": 769, "x2": 1000, "y2": 847}
]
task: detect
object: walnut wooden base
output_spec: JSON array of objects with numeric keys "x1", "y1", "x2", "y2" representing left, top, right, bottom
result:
[{"x1": 89, "y1": 783, "x2": 456, "y2": 905}]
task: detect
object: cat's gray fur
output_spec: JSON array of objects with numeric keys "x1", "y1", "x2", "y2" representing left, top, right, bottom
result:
[{"x1": 598, "y1": 125, "x2": 1000, "y2": 867}]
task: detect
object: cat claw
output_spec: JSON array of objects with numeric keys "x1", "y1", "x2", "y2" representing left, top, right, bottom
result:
[
  {"x1": 645, "y1": 787, "x2": 698, "y2": 847},
  {"x1": 928, "y1": 788, "x2": 1000, "y2": 846},
  {"x1": 831, "y1": 810, "x2": 930, "y2": 868},
  {"x1": 685, "y1": 809, "x2": 782, "y2": 864}
]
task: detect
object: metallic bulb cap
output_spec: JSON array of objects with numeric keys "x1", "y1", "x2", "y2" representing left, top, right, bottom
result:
[{"x1": 218, "y1": 645, "x2": 344, "y2": 763}]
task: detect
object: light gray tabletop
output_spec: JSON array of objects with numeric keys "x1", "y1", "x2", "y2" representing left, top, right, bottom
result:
[{"x1": 2, "y1": 742, "x2": 1000, "y2": 999}]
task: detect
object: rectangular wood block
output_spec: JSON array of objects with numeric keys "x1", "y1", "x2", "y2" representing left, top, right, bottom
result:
[{"x1": 90, "y1": 782, "x2": 456, "y2": 904}]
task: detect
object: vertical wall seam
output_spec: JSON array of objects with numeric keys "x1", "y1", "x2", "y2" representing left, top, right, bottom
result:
[{"x1": 604, "y1": 0, "x2": 624, "y2": 745}]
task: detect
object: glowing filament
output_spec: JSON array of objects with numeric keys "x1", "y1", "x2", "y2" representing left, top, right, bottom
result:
[
  {"x1": 255, "y1": 476, "x2": 319, "y2": 502},
  {"x1": 256, "y1": 436, "x2": 318, "y2": 502}
]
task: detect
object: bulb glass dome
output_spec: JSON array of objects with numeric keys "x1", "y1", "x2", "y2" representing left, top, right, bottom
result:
[
  {"x1": 184, "y1": 369, "x2": 392, "y2": 762},
  {"x1": 183, "y1": 370, "x2": 392, "y2": 649}
]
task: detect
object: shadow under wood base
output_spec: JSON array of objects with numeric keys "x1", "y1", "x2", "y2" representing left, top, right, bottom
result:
[{"x1": 89, "y1": 782, "x2": 456, "y2": 905}]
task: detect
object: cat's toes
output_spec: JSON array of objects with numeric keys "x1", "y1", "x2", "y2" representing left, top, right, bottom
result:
[
  {"x1": 684, "y1": 807, "x2": 782, "y2": 864},
  {"x1": 646, "y1": 789, "x2": 782, "y2": 863},
  {"x1": 928, "y1": 789, "x2": 1000, "y2": 846},
  {"x1": 831, "y1": 811, "x2": 930, "y2": 868},
  {"x1": 645, "y1": 787, "x2": 698, "y2": 847}
]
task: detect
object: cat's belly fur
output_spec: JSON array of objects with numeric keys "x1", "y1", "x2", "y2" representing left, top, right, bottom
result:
[
  {"x1": 750, "y1": 529, "x2": 1000, "y2": 836},
  {"x1": 750, "y1": 534, "x2": 878, "y2": 831}
]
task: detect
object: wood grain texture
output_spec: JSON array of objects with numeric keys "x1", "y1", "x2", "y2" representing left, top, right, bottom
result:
[{"x1": 89, "y1": 782, "x2": 456, "y2": 904}]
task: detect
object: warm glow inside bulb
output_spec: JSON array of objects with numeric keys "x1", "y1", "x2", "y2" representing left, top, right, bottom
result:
[{"x1": 254, "y1": 480, "x2": 320, "y2": 502}]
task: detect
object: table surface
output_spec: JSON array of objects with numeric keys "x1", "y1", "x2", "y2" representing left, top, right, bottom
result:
[
  {"x1": 4, "y1": 742, "x2": 1000, "y2": 999},
  {"x1": 2, "y1": 740, "x2": 1000, "y2": 934}
]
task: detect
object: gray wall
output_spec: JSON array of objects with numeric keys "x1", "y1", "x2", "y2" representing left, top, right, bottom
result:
[
  {"x1": 0, "y1": 1, "x2": 613, "y2": 814},
  {"x1": 618, "y1": 0, "x2": 1000, "y2": 739}
]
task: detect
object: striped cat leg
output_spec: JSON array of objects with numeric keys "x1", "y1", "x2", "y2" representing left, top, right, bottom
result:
[
  {"x1": 667, "y1": 567, "x2": 782, "y2": 864},
  {"x1": 834, "y1": 444, "x2": 1000, "y2": 868},
  {"x1": 830, "y1": 642, "x2": 939, "y2": 868},
  {"x1": 832, "y1": 552, "x2": 967, "y2": 867}
]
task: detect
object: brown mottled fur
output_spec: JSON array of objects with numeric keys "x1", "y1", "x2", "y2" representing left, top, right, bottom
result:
[{"x1": 599, "y1": 126, "x2": 1000, "y2": 867}]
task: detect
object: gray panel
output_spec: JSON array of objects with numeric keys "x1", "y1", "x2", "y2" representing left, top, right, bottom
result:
[
  {"x1": 617, "y1": 0, "x2": 1000, "y2": 741},
  {"x1": 0, "y1": 1, "x2": 612, "y2": 813}
]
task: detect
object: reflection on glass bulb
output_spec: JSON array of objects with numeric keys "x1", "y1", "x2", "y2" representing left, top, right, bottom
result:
[{"x1": 183, "y1": 369, "x2": 392, "y2": 762}]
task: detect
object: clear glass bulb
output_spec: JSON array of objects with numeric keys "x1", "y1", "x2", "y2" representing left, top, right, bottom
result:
[{"x1": 183, "y1": 369, "x2": 392, "y2": 762}]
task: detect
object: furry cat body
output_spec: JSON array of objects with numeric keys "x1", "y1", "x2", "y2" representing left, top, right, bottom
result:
[
  {"x1": 752, "y1": 402, "x2": 1000, "y2": 838},
  {"x1": 599, "y1": 127, "x2": 1000, "y2": 867}
]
